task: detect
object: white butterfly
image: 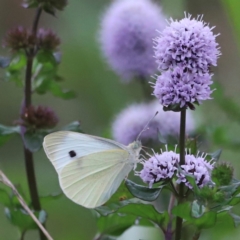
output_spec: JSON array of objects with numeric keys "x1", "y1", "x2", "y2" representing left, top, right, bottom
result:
[{"x1": 43, "y1": 131, "x2": 142, "y2": 208}]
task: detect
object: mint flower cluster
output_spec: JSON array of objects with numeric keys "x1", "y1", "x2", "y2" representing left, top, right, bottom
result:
[
  {"x1": 153, "y1": 14, "x2": 220, "y2": 109},
  {"x1": 99, "y1": 0, "x2": 166, "y2": 81},
  {"x1": 140, "y1": 149, "x2": 215, "y2": 189},
  {"x1": 112, "y1": 101, "x2": 195, "y2": 145}
]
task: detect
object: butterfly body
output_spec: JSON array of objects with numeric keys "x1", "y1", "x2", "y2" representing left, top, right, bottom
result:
[{"x1": 43, "y1": 131, "x2": 141, "y2": 208}]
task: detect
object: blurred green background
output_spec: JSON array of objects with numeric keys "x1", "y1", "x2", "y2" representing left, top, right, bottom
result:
[{"x1": 1, "y1": 0, "x2": 240, "y2": 239}]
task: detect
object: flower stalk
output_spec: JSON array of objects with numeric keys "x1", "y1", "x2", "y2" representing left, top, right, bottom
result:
[
  {"x1": 21, "y1": 7, "x2": 47, "y2": 240},
  {"x1": 175, "y1": 109, "x2": 186, "y2": 240}
]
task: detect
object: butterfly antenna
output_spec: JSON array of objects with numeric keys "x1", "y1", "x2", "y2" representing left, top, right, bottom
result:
[{"x1": 136, "y1": 111, "x2": 159, "y2": 141}]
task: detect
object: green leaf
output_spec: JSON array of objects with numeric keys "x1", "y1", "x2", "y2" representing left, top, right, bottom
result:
[
  {"x1": 95, "y1": 182, "x2": 139, "y2": 216},
  {"x1": 0, "y1": 188, "x2": 11, "y2": 207},
  {"x1": 62, "y1": 121, "x2": 83, "y2": 133},
  {"x1": 125, "y1": 179, "x2": 163, "y2": 201},
  {"x1": 172, "y1": 202, "x2": 192, "y2": 221},
  {"x1": 97, "y1": 213, "x2": 137, "y2": 237},
  {"x1": 40, "y1": 192, "x2": 62, "y2": 205},
  {"x1": 172, "y1": 202, "x2": 217, "y2": 229},
  {"x1": 5, "y1": 207, "x2": 37, "y2": 232},
  {"x1": 208, "y1": 149, "x2": 222, "y2": 161},
  {"x1": 229, "y1": 213, "x2": 240, "y2": 227},
  {"x1": 23, "y1": 130, "x2": 49, "y2": 152},
  {"x1": 7, "y1": 53, "x2": 27, "y2": 72},
  {"x1": 0, "y1": 56, "x2": 11, "y2": 68},
  {"x1": 49, "y1": 81, "x2": 75, "y2": 99},
  {"x1": 117, "y1": 204, "x2": 169, "y2": 228},
  {"x1": 0, "y1": 125, "x2": 20, "y2": 147}
]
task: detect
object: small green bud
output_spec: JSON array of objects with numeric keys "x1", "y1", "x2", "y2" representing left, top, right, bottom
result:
[
  {"x1": 213, "y1": 191, "x2": 225, "y2": 203},
  {"x1": 211, "y1": 163, "x2": 233, "y2": 186}
]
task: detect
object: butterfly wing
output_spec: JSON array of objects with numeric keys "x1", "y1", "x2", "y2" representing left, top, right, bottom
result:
[
  {"x1": 59, "y1": 149, "x2": 133, "y2": 208},
  {"x1": 43, "y1": 131, "x2": 127, "y2": 172}
]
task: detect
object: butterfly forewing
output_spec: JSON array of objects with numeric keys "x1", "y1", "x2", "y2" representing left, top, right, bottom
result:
[
  {"x1": 59, "y1": 149, "x2": 133, "y2": 208},
  {"x1": 43, "y1": 131, "x2": 128, "y2": 171}
]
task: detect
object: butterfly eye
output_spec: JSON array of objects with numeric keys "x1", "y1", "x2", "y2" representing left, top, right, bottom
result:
[{"x1": 69, "y1": 150, "x2": 77, "y2": 158}]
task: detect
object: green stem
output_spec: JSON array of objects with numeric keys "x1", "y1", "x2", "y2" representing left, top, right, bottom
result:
[
  {"x1": 175, "y1": 109, "x2": 186, "y2": 240},
  {"x1": 21, "y1": 7, "x2": 47, "y2": 240}
]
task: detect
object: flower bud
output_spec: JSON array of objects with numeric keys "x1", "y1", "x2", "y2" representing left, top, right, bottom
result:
[
  {"x1": 211, "y1": 163, "x2": 233, "y2": 186},
  {"x1": 3, "y1": 26, "x2": 36, "y2": 51},
  {"x1": 19, "y1": 105, "x2": 58, "y2": 129},
  {"x1": 37, "y1": 28, "x2": 60, "y2": 51}
]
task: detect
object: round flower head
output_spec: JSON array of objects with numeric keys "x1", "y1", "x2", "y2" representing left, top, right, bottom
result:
[
  {"x1": 140, "y1": 150, "x2": 179, "y2": 188},
  {"x1": 176, "y1": 153, "x2": 215, "y2": 189},
  {"x1": 112, "y1": 101, "x2": 195, "y2": 145},
  {"x1": 99, "y1": 0, "x2": 166, "y2": 81},
  {"x1": 154, "y1": 14, "x2": 220, "y2": 74},
  {"x1": 153, "y1": 67, "x2": 213, "y2": 108}
]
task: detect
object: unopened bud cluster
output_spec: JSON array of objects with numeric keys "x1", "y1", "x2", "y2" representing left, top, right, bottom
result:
[
  {"x1": 3, "y1": 27, "x2": 60, "y2": 52},
  {"x1": 19, "y1": 105, "x2": 58, "y2": 129}
]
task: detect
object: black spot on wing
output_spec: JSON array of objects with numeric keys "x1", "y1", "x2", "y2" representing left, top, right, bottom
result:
[{"x1": 69, "y1": 150, "x2": 77, "y2": 158}]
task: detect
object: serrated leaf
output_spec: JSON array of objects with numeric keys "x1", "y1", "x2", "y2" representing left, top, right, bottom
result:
[
  {"x1": 62, "y1": 121, "x2": 83, "y2": 133},
  {"x1": 125, "y1": 179, "x2": 163, "y2": 201},
  {"x1": 0, "y1": 56, "x2": 11, "y2": 68}
]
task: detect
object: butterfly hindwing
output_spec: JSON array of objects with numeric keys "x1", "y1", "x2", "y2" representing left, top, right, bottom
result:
[{"x1": 59, "y1": 149, "x2": 133, "y2": 208}]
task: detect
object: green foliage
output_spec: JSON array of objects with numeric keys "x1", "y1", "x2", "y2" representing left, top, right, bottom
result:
[
  {"x1": 172, "y1": 202, "x2": 217, "y2": 229},
  {"x1": 5, "y1": 53, "x2": 26, "y2": 86},
  {"x1": 33, "y1": 51, "x2": 75, "y2": 99},
  {"x1": 125, "y1": 179, "x2": 164, "y2": 201},
  {"x1": 0, "y1": 124, "x2": 20, "y2": 147},
  {"x1": 0, "y1": 187, "x2": 46, "y2": 234}
]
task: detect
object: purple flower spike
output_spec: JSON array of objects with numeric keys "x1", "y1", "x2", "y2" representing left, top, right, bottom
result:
[
  {"x1": 154, "y1": 14, "x2": 220, "y2": 74},
  {"x1": 153, "y1": 67, "x2": 213, "y2": 108},
  {"x1": 176, "y1": 153, "x2": 215, "y2": 189},
  {"x1": 140, "y1": 151, "x2": 179, "y2": 188},
  {"x1": 99, "y1": 0, "x2": 166, "y2": 81}
]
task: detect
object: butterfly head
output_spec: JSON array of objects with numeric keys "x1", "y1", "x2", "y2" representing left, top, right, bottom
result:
[{"x1": 128, "y1": 140, "x2": 142, "y2": 155}]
